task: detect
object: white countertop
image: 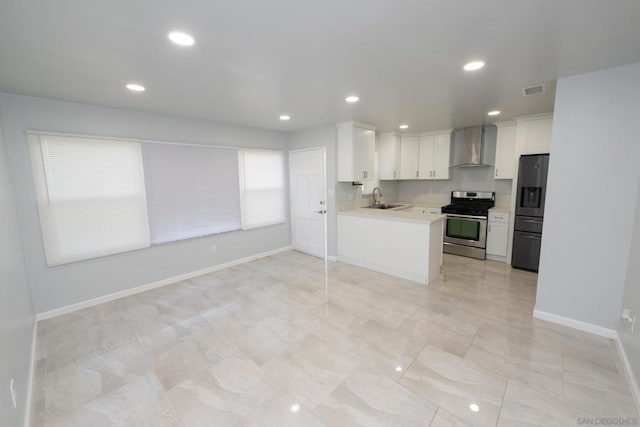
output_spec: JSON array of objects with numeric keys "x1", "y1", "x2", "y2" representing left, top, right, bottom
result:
[
  {"x1": 338, "y1": 206, "x2": 445, "y2": 224},
  {"x1": 398, "y1": 201, "x2": 445, "y2": 209},
  {"x1": 489, "y1": 206, "x2": 512, "y2": 213}
]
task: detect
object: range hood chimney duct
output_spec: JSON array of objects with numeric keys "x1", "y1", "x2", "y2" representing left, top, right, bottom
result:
[{"x1": 453, "y1": 126, "x2": 490, "y2": 167}]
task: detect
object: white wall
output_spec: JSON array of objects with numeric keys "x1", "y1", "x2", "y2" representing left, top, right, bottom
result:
[
  {"x1": 0, "y1": 121, "x2": 35, "y2": 426},
  {"x1": 619, "y1": 173, "x2": 640, "y2": 392},
  {"x1": 0, "y1": 93, "x2": 291, "y2": 314},
  {"x1": 536, "y1": 62, "x2": 640, "y2": 330},
  {"x1": 397, "y1": 126, "x2": 513, "y2": 207}
]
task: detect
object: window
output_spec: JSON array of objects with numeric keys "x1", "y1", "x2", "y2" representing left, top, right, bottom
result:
[
  {"x1": 28, "y1": 133, "x2": 285, "y2": 266},
  {"x1": 141, "y1": 142, "x2": 241, "y2": 244},
  {"x1": 238, "y1": 149, "x2": 286, "y2": 229},
  {"x1": 29, "y1": 134, "x2": 150, "y2": 266}
]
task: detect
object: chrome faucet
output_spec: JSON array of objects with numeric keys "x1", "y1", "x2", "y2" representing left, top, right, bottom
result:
[{"x1": 372, "y1": 187, "x2": 383, "y2": 206}]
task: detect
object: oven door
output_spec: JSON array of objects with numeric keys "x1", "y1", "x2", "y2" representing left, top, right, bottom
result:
[{"x1": 444, "y1": 214, "x2": 487, "y2": 248}]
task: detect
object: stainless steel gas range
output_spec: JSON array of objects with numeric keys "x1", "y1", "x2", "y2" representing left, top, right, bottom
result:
[{"x1": 441, "y1": 191, "x2": 495, "y2": 260}]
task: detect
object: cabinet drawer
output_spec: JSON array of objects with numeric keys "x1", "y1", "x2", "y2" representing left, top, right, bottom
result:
[
  {"x1": 426, "y1": 208, "x2": 441, "y2": 215},
  {"x1": 488, "y1": 211, "x2": 509, "y2": 223}
]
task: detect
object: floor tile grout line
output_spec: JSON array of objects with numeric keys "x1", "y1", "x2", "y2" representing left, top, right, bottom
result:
[
  {"x1": 494, "y1": 377, "x2": 510, "y2": 426},
  {"x1": 428, "y1": 406, "x2": 441, "y2": 426}
]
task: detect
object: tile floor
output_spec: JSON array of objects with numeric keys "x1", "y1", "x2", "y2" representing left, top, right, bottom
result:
[{"x1": 31, "y1": 251, "x2": 639, "y2": 426}]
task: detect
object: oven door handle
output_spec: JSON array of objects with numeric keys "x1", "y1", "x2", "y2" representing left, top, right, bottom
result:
[{"x1": 445, "y1": 213, "x2": 488, "y2": 220}]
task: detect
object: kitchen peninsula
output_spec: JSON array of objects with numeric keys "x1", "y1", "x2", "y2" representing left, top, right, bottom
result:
[{"x1": 337, "y1": 207, "x2": 444, "y2": 285}]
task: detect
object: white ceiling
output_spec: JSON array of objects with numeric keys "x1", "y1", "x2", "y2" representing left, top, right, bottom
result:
[{"x1": 1, "y1": 0, "x2": 640, "y2": 132}]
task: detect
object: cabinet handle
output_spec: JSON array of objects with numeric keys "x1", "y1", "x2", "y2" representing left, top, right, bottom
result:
[
  {"x1": 521, "y1": 234, "x2": 541, "y2": 240},
  {"x1": 495, "y1": 169, "x2": 499, "y2": 177},
  {"x1": 488, "y1": 224, "x2": 491, "y2": 232},
  {"x1": 416, "y1": 171, "x2": 419, "y2": 178},
  {"x1": 393, "y1": 171, "x2": 396, "y2": 179}
]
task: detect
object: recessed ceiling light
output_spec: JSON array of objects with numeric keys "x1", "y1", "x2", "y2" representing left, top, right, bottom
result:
[
  {"x1": 168, "y1": 31, "x2": 195, "y2": 46},
  {"x1": 399, "y1": 124, "x2": 409, "y2": 130},
  {"x1": 290, "y1": 404, "x2": 300, "y2": 413},
  {"x1": 395, "y1": 366, "x2": 403, "y2": 372},
  {"x1": 279, "y1": 114, "x2": 290, "y2": 121},
  {"x1": 487, "y1": 110, "x2": 501, "y2": 116},
  {"x1": 345, "y1": 95, "x2": 359, "y2": 103},
  {"x1": 469, "y1": 403, "x2": 480, "y2": 412},
  {"x1": 463, "y1": 61, "x2": 485, "y2": 71},
  {"x1": 126, "y1": 83, "x2": 145, "y2": 92}
]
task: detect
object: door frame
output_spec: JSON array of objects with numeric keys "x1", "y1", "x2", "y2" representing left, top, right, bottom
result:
[{"x1": 288, "y1": 146, "x2": 327, "y2": 263}]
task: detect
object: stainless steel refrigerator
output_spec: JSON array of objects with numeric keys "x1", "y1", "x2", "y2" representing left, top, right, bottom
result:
[{"x1": 512, "y1": 154, "x2": 549, "y2": 271}]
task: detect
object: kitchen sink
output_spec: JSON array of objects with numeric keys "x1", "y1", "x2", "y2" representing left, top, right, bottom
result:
[{"x1": 365, "y1": 203, "x2": 405, "y2": 210}]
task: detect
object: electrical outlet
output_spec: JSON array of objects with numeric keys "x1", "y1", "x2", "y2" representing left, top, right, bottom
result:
[
  {"x1": 210, "y1": 244, "x2": 217, "y2": 253},
  {"x1": 10, "y1": 379, "x2": 17, "y2": 408}
]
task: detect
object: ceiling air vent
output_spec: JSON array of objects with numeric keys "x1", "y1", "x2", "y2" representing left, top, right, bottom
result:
[{"x1": 523, "y1": 84, "x2": 545, "y2": 96}]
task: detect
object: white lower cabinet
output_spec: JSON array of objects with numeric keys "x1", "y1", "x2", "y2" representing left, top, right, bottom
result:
[{"x1": 486, "y1": 211, "x2": 509, "y2": 257}]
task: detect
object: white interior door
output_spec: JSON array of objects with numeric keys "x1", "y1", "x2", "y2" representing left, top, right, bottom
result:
[{"x1": 290, "y1": 148, "x2": 326, "y2": 258}]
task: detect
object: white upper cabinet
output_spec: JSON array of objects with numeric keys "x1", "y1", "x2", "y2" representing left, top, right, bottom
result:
[
  {"x1": 494, "y1": 121, "x2": 517, "y2": 179},
  {"x1": 419, "y1": 130, "x2": 452, "y2": 180},
  {"x1": 383, "y1": 130, "x2": 452, "y2": 180},
  {"x1": 399, "y1": 136, "x2": 420, "y2": 179},
  {"x1": 433, "y1": 132, "x2": 451, "y2": 179},
  {"x1": 337, "y1": 121, "x2": 376, "y2": 182},
  {"x1": 379, "y1": 129, "x2": 452, "y2": 180},
  {"x1": 515, "y1": 113, "x2": 553, "y2": 155},
  {"x1": 378, "y1": 132, "x2": 401, "y2": 180},
  {"x1": 418, "y1": 135, "x2": 434, "y2": 179}
]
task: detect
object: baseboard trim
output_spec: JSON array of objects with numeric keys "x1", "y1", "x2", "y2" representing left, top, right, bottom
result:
[
  {"x1": 36, "y1": 246, "x2": 293, "y2": 321},
  {"x1": 24, "y1": 320, "x2": 37, "y2": 427},
  {"x1": 614, "y1": 332, "x2": 640, "y2": 416},
  {"x1": 486, "y1": 254, "x2": 508, "y2": 263},
  {"x1": 532, "y1": 309, "x2": 616, "y2": 339}
]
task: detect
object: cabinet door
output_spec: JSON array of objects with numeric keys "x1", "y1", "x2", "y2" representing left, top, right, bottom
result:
[
  {"x1": 353, "y1": 127, "x2": 375, "y2": 180},
  {"x1": 486, "y1": 221, "x2": 508, "y2": 257},
  {"x1": 379, "y1": 133, "x2": 400, "y2": 180},
  {"x1": 432, "y1": 133, "x2": 451, "y2": 179},
  {"x1": 520, "y1": 117, "x2": 553, "y2": 155},
  {"x1": 418, "y1": 135, "x2": 434, "y2": 179},
  {"x1": 399, "y1": 136, "x2": 420, "y2": 179},
  {"x1": 494, "y1": 125, "x2": 516, "y2": 179}
]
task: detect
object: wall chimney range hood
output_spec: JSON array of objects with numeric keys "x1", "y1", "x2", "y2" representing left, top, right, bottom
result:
[{"x1": 452, "y1": 126, "x2": 491, "y2": 167}]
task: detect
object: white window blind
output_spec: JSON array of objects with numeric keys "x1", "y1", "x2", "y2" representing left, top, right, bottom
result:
[
  {"x1": 142, "y1": 142, "x2": 241, "y2": 244},
  {"x1": 29, "y1": 134, "x2": 150, "y2": 266},
  {"x1": 238, "y1": 149, "x2": 286, "y2": 230}
]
